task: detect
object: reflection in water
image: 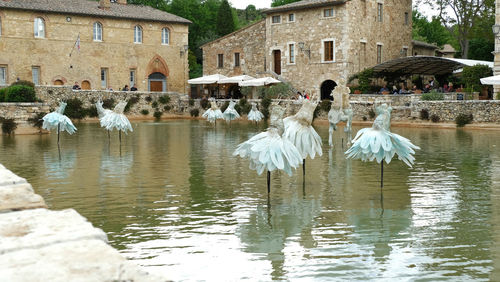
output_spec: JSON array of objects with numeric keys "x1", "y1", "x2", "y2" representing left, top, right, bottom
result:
[{"x1": 1, "y1": 122, "x2": 500, "y2": 280}]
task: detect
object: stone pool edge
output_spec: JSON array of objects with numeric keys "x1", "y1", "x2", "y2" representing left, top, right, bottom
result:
[{"x1": 0, "y1": 163, "x2": 169, "y2": 282}]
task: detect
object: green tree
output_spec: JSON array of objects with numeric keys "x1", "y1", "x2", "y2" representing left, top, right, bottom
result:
[
  {"x1": 419, "y1": 0, "x2": 495, "y2": 58},
  {"x1": 412, "y1": 10, "x2": 451, "y2": 47},
  {"x1": 271, "y1": 0, "x2": 301, "y2": 7},
  {"x1": 468, "y1": 38, "x2": 494, "y2": 61},
  {"x1": 462, "y1": 64, "x2": 492, "y2": 92},
  {"x1": 216, "y1": 0, "x2": 235, "y2": 36}
]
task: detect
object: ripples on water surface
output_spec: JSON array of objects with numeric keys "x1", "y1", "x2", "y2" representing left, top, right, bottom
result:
[{"x1": 2, "y1": 120, "x2": 500, "y2": 281}]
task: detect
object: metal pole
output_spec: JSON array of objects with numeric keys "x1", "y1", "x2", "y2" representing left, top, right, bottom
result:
[
  {"x1": 303, "y1": 159, "x2": 306, "y2": 177},
  {"x1": 381, "y1": 161, "x2": 384, "y2": 188},
  {"x1": 57, "y1": 124, "x2": 60, "y2": 145},
  {"x1": 267, "y1": 171, "x2": 271, "y2": 193}
]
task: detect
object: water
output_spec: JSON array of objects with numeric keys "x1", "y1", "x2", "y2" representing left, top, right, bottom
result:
[{"x1": 1, "y1": 120, "x2": 500, "y2": 281}]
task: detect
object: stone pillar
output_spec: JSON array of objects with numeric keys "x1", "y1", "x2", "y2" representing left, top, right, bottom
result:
[{"x1": 494, "y1": 0, "x2": 500, "y2": 99}]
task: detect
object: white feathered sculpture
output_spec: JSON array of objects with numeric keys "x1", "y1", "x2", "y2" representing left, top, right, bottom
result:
[
  {"x1": 328, "y1": 81, "x2": 353, "y2": 147},
  {"x1": 99, "y1": 100, "x2": 133, "y2": 143},
  {"x1": 247, "y1": 102, "x2": 264, "y2": 123},
  {"x1": 345, "y1": 103, "x2": 420, "y2": 187},
  {"x1": 223, "y1": 100, "x2": 240, "y2": 125},
  {"x1": 42, "y1": 101, "x2": 77, "y2": 144},
  {"x1": 202, "y1": 98, "x2": 224, "y2": 124}
]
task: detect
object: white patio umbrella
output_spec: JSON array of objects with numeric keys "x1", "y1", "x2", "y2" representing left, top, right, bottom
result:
[
  {"x1": 239, "y1": 77, "x2": 281, "y2": 87},
  {"x1": 187, "y1": 74, "x2": 228, "y2": 84},
  {"x1": 480, "y1": 74, "x2": 500, "y2": 85},
  {"x1": 219, "y1": 75, "x2": 255, "y2": 84}
]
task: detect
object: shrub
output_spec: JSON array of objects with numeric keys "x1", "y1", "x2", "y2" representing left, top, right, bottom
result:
[
  {"x1": 11, "y1": 80, "x2": 35, "y2": 88},
  {"x1": 0, "y1": 88, "x2": 7, "y2": 102},
  {"x1": 145, "y1": 96, "x2": 153, "y2": 102},
  {"x1": 200, "y1": 98, "x2": 209, "y2": 109},
  {"x1": 240, "y1": 87, "x2": 253, "y2": 97},
  {"x1": 1, "y1": 118, "x2": 17, "y2": 135},
  {"x1": 189, "y1": 99, "x2": 195, "y2": 106},
  {"x1": 220, "y1": 101, "x2": 230, "y2": 112},
  {"x1": 4, "y1": 85, "x2": 37, "y2": 102},
  {"x1": 102, "y1": 98, "x2": 115, "y2": 109},
  {"x1": 237, "y1": 98, "x2": 252, "y2": 115},
  {"x1": 28, "y1": 112, "x2": 46, "y2": 131},
  {"x1": 421, "y1": 91, "x2": 444, "y2": 101},
  {"x1": 124, "y1": 96, "x2": 140, "y2": 113},
  {"x1": 163, "y1": 105, "x2": 171, "y2": 111},
  {"x1": 65, "y1": 98, "x2": 86, "y2": 119},
  {"x1": 430, "y1": 114, "x2": 440, "y2": 123},
  {"x1": 362, "y1": 116, "x2": 367, "y2": 121},
  {"x1": 462, "y1": 64, "x2": 492, "y2": 92},
  {"x1": 152, "y1": 101, "x2": 158, "y2": 109},
  {"x1": 358, "y1": 68, "x2": 374, "y2": 93},
  {"x1": 140, "y1": 109, "x2": 149, "y2": 115},
  {"x1": 320, "y1": 99, "x2": 331, "y2": 112},
  {"x1": 264, "y1": 83, "x2": 293, "y2": 98},
  {"x1": 190, "y1": 108, "x2": 200, "y2": 117},
  {"x1": 153, "y1": 111, "x2": 162, "y2": 120},
  {"x1": 456, "y1": 113, "x2": 473, "y2": 127},
  {"x1": 158, "y1": 95, "x2": 171, "y2": 104},
  {"x1": 420, "y1": 109, "x2": 429, "y2": 120},
  {"x1": 368, "y1": 108, "x2": 376, "y2": 119},
  {"x1": 260, "y1": 96, "x2": 272, "y2": 120},
  {"x1": 85, "y1": 105, "x2": 98, "y2": 118}
]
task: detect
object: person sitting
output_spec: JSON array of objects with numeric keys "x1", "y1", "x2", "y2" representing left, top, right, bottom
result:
[
  {"x1": 72, "y1": 82, "x2": 81, "y2": 90},
  {"x1": 130, "y1": 85, "x2": 138, "y2": 91},
  {"x1": 448, "y1": 82, "x2": 454, "y2": 92},
  {"x1": 423, "y1": 84, "x2": 431, "y2": 93},
  {"x1": 399, "y1": 85, "x2": 408, "y2": 94},
  {"x1": 122, "y1": 85, "x2": 129, "y2": 91},
  {"x1": 392, "y1": 85, "x2": 399, "y2": 94},
  {"x1": 379, "y1": 85, "x2": 389, "y2": 94}
]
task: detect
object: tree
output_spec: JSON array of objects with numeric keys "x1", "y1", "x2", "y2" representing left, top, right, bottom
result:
[
  {"x1": 216, "y1": 0, "x2": 235, "y2": 37},
  {"x1": 419, "y1": 0, "x2": 495, "y2": 58},
  {"x1": 468, "y1": 38, "x2": 494, "y2": 61},
  {"x1": 412, "y1": 10, "x2": 451, "y2": 47},
  {"x1": 271, "y1": 0, "x2": 301, "y2": 7},
  {"x1": 462, "y1": 64, "x2": 492, "y2": 92}
]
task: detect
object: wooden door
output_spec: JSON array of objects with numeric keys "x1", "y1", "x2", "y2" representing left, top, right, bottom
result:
[
  {"x1": 150, "y1": 81, "x2": 163, "y2": 92},
  {"x1": 81, "y1": 80, "x2": 91, "y2": 90},
  {"x1": 54, "y1": 80, "x2": 64, "y2": 85},
  {"x1": 273, "y1": 50, "x2": 281, "y2": 75}
]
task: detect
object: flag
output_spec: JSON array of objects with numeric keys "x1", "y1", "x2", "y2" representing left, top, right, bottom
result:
[{"x1": 75, "y1": 35, "x2": 80, "y2": 52}]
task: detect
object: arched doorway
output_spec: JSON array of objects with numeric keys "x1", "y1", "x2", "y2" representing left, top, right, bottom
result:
[
  {"x1": 54, "y1": 80, "x2": 64, "y2": 85},
  {"x1": 81, "y1": 80, "x2": 91, "y2": 90},
  {"x1": 320, "y1": 80, "x2": 337, "y2": 100},
  {"x1": 148, "y1": 72, "x2": 166, "y2": 92}
]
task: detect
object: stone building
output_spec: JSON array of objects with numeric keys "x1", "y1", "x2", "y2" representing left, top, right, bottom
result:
[
  {"x1": 0, "y1": 0, "x2": 190, "y2": 93},
  {"x1": 411, "y1": 40, "x2": 437, "y2": 56},
  {"x1": 202, "y1": 0, "x2": 412, "y2": 99}
]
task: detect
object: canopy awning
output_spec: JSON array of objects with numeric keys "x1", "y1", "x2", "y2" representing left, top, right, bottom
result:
[
  {"x1": 239, "y1": 77, "x2": 281, "y2": 87},
  {"x1": 371, "y1": 56, "x2": 493, "y2": 76},
  {"x1": 187, "y1": 74, "x2": 228, "y2": 85},
  {"x1": 481, "y1": 74, "x2": 500, "y2": 85},
  {"x1": 219, "y1": 75, "x2": 255, "y2": 84}
]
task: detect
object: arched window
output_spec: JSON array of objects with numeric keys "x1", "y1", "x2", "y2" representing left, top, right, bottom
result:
[
  {"x1": 134, "y1": 25, "x2": 142, "y2": 43},
  {"x1": 93, "y1": 22, "x2": 102, "y2": 41},
  {"x1": 34, "y1": 17, "x2": 45, "y2": 38},
  {"x1": 161, "y1": 28, "x2": 169, "y2": 45}
]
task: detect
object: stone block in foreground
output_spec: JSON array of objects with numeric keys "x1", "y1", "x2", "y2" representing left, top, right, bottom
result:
[
  {"x1": 0, "y1": 165, "x2": 27, "y2": 186},
  {"x1": 0, "y1": 183, "x2": 47, "y2": 212},
  {"x1": 0, "y1": 239, "x2": 168, "y2": 282},
  {"x1": 0, "y1": 208, "x2": 107, "y2": 255}
]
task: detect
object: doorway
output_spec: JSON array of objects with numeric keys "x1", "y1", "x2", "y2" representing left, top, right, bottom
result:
[
  {"x1": 273, "y1": 50, "x2": 281, "y2": 75},
  {"x1": 148, "y1": 72, "x2": 167, "y2": 92},
  {"x1": 81, "y1": 80, "x2": 91, "y2": 90},
  {"x1": 320, "y1": 80, "x2": 337, "y2": 100}
]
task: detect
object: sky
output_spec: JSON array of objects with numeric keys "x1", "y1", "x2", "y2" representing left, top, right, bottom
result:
[{"x1": 229, "y1": 0, "x2": 271, "y2": 10}]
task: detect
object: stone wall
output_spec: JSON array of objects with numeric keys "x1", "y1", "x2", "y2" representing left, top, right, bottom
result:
[
  {"x1": 202, "y1": 20, "x2": 266, "y2": 77},
  {"x1": 0, "y1": 7, "x2": 189, "y2": 93}
]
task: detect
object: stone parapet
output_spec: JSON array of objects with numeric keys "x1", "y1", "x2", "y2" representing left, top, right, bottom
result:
[{"x1": 0, "y1": 164, "x2": 166, "y2": 282}]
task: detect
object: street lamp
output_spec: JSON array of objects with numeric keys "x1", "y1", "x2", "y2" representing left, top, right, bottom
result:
[{"x1": 492, "y1": 24, "x2": 500, "y2": 38}]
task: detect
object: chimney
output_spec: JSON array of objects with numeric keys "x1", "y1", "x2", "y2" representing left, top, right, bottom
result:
[
  {"x1": 117, "y1": 0, "x2": 127, "y2": 4},
  {"x1": 98, "y1": 0, "x2": 110, "y2": 10}
]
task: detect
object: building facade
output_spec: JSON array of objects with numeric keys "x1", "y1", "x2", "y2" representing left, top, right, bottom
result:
[
  {"x1": 203, "y1": 0, "x2": 412, "y2": 99},
  {"x1": 0, "y1": 0, "x2": 190, "y2": 93}
]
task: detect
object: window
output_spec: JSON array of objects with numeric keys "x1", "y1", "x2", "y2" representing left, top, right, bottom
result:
[
  {"x1": 134, "y1": 25, "x2": 142, "y2": 43},
  {"x1": 130, "y1": 69, "x2": 136, "y2": 87},
  {"x1": 0, "y1": 66, "x2": 6, "y2": 85},
  {"x1": 377, "y1": 3, "x2": 383, "y2": 22},
  {"x1": 323, "y1": 40, "x2": 334, "y2": 62},
  {"x1": 32, "y1": 67, "x2": 40, "y2": 85},
  {"x1": 272, "y1": 15, "x2": 281, "y2": 24},
  {"x1": 234, "y1": 53, "x2": 240, "y2": 67},
  {"x1": 100, "y1": 68, "x2": 108, "y2": 89},
  {"x1": 217, "y1": 54, "x2": 223, "y2": 68},
  {"x1": 404, "y1": 12, "x2": 409, "y2": 25},
  {"x1": 289, "y1": 13, "x2": 295, "y2": 22},
  {"x1": 324, "y1": 8, "x2": 334, "y2": 18},
  {"x1": 93, "y1": 22, "x2": 102, "y2": 41},
  {"x1": 34, "y1": 17, "x2": 45, "y2": 38},
  {"x1": 377, "y1": 44, "x2": 383, "y2": 63},
  {"x1": 162, "y1": 28, "x2": 169, "y2": 45},
  {"x1": 289, "y1": 43, "x2": 295, "y2": 64}
]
